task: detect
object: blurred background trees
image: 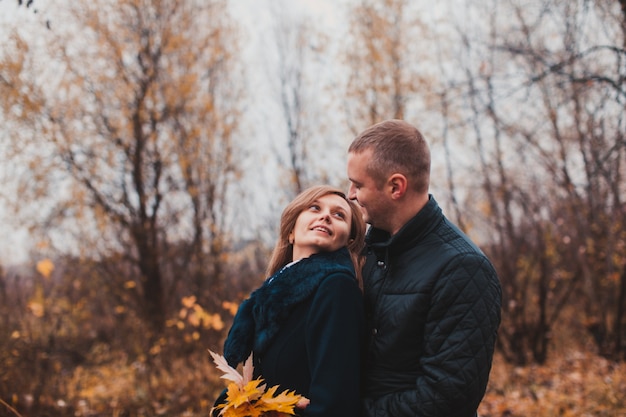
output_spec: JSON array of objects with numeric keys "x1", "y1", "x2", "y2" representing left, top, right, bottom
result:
[
  {"x1": 449, "y1": 0, "x2": 626, "y2": 365},
  {"x1": 343, "y1": 0, "x2": 436, "y2": 132},
  {"x1": 1, "y1": 0, "x2": 242, "y2": 335},
  {"x1": 1, "y1": 0, "x2": 246, "y2": 414},
  {"x1": 0, "y1": 0, "x2": 625, "y2": 416}
]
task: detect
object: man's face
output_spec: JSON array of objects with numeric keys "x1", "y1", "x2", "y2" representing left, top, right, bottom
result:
[{"x1": 347, "y1": 149, "x2": 392, "y2": 232}]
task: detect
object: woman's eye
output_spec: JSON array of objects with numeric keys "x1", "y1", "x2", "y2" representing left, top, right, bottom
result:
[
  {"x1": 309, "y1": 204, "x2": 320, "y2": 211},
  {"x1": 333, "y1": 212, "x2": 346, "y2": 219}
]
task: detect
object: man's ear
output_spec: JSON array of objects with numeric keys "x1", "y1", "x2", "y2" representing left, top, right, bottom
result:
[{"x1": 388, "y1": 174, "x2": 407, "y2": 199}]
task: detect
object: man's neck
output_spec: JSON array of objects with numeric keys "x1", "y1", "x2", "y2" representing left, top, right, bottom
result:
[{"x1": 390, "y1": 193, "x2": 429, "y2": 236}]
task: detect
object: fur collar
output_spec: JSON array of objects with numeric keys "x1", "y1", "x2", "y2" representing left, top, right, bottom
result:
[{"x1": 224, "y1": 247, "x2": 354, "y2": 366}]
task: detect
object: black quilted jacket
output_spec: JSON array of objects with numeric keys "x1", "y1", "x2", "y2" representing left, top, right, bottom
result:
[{"x1": 361, "y1": 196, "x2": 502, "y2": 417}]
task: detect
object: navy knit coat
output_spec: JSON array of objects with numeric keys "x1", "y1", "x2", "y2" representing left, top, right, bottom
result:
[{"x1": 217, "y1": 247, "x2": 365, "y2": 417}]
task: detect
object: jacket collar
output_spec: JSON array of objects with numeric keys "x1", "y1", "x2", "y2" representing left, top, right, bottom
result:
[{"x1": 366, "y1": 195, "x2": 443, "y2": 252}]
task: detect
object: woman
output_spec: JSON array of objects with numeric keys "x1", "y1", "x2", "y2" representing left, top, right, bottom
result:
[{"x1": 215, "y1": 185, "x2": 366, "y2": 417}]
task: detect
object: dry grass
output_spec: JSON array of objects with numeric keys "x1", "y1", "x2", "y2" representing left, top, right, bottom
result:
[{"x1": 479, "y1": 350, "x2": 626, "y2": 417}]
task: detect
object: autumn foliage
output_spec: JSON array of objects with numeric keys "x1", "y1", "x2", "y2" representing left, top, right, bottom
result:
[
  {"x1": 1, "y1": 254, "x2": 625, "y2": 417},
  {"x1": 1, "y1": 0, "x2": 625, "y2": 416},
  {"x1": 0, "y1": 255, "x2": 246, "y2": 417},
  {"x1": 480, "y1": 351, "x2": 626, "y2": 417}
]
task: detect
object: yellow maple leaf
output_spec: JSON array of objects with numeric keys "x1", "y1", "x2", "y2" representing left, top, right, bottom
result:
[
  {"x1": 209, "y1": 350, "x2": 309, "y2": 417},
  {"x1": 221, "y1": 402, "x2": 263, "y2": 417},
  {"x1": 257, "y1": 385, "x2": 302, "y2": 415},
  {"x1": 225, "y1": 379, "x2": 266, "y2": 408},
  {"x1": 213, "y1": 385, "x2": 263, "y2": 417}
]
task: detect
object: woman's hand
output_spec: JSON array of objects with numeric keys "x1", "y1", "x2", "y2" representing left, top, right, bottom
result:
[{"x1": 296, "y1": 397, "x2": 310, "y2": 409}]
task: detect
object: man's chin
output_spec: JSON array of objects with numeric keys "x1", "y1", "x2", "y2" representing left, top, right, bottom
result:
[{"x1": 358, "y1": 208, "x2": 369, "y2": 223}]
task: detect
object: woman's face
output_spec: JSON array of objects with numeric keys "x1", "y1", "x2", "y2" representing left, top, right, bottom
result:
[{"x1": 289, "y1": 193, "x2": 353, "y2": 261}]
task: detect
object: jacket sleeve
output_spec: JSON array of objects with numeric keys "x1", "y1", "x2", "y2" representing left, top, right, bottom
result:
[
  {"x1": 304, "y1": 273, "x2": 365, "y2": 417},
  {"x1": 364, "y1": 254, "x2": 502, "y2": 417}
]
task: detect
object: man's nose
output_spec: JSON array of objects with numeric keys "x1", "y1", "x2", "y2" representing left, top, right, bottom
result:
[{"x1": 348, "y1": 184, "x2": 356, "y2": 200}]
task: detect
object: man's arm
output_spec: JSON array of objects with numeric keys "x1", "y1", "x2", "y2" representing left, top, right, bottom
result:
[{"x1": 364, "y1": 254, "x2": 502, "y2": 417}]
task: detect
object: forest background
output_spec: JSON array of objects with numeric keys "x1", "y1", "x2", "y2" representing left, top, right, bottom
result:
[{"x1": 0, "y1": 0, "x2": 625, "y2": 416}]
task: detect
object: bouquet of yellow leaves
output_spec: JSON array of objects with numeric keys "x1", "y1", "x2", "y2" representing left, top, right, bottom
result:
[{"x1": 209, "y1": 350, "x2": 310, "y2": 417}]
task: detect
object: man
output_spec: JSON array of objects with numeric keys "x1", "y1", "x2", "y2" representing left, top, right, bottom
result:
[{"x1": 347, "y1": 119, "x2": 502, "y2": 417}]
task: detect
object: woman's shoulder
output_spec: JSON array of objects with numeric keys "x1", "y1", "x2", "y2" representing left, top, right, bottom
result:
[
  {"x1": 316, "y1": 269, "x2": 362, "y2": 298},
  {"x1": 307, "y1": 267, "x2": 365, "y2": 325}
]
